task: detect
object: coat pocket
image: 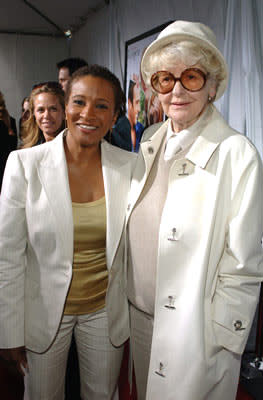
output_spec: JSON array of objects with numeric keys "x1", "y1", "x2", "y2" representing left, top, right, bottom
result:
[{"x1": 212, "y1": 293, "x2": 249, "y2": 354}]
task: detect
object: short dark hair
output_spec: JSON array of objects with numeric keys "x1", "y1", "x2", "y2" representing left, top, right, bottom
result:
[
  {"x1": 65, "y1": 64, "x2": 126, "y2": 117},
  {"x1": 56, "y1": 58, "x2": 87, "y2": 76}
]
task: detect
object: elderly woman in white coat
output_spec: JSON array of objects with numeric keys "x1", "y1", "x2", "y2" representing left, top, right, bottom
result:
[
  {"x1": 124, "y1": 21, "x2": 263, "y2": 400},
  {"x1": 0, "y1": 65, "x2": 136, "y2": 400}
]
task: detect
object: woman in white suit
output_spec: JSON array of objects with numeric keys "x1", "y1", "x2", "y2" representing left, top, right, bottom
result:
[
  {"x1": 125, "y1": 21, "x2": 263, "y2": 400},
  {"x1": 0, "y1": 64, "x2": 136, "y2": 399}
]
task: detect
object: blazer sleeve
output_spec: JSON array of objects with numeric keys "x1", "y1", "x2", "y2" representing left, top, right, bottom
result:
[
  {"x1": 212, "y1": 143, "x2": 263, "y2": 354},
  {"x1": 0, "y1": 151, "x2": 28, "y2": 348}
]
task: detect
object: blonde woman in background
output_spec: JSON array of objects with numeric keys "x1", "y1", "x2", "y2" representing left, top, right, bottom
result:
[{"x1": 21, "y1": 81, "x2": 65, "y2": 148}]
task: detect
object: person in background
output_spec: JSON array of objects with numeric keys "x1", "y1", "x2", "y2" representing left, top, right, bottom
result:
[
  {"x1": 139, "y1": 50, "x2": 164, "y2": 128},
  {"x1": 123, "y1": 20, "x2": 263, "y2": 400},
  {"x1": 21, "y1": 97, "x2": 30, "y2": 124},
  {"x1": 18, "y1": 96, "x2": 30, "y2": 147},
  {"x1": 127, "y1": 79, "x2": 144, "y2": 152},
  {"x1": 0, "y1": 91, "x2": 17, "y2": 191},
  {"x1": 22, "y1": 82, "x2": 65, "y2": 148},
  {"x1": 0, "y1": 64, "x2": 136, "y2": 400},
  {"x1": 57, "y1": 57, "x2": 88, "y2": 92}
]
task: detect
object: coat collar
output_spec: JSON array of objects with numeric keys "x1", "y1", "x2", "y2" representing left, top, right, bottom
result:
[
  {"x1": 140, "y1": 120, "x2": 169, "y2": 174},
  {"x1": 186, "y1": 105, "x2": 233, "y2": 168},
  {"x1": 141, "y1": 105, "x2": 234, "y2": 170},
  {"x1": 101, "y1": 139, "x2": 136, "y2": 269}
]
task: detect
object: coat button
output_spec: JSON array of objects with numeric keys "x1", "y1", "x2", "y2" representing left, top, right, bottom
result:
[
  {"x1": 155, "y1": 362, "x2": 165, "y2": 377},
  {"x1": 165, "y1": 295, "x2": 176, "y2": 310},
  {"x1": 168, "y1": 227, "x2": 178, "y2": 241},
  {"x1": 148, "y1": 146, "x2": 154, "y2": 154},
  {"x1": 234, "y1": 320, "x2": 245, "y2": 331},
  {"x1": 127, "y1": 203, "x2": 131, "y2": 211}
]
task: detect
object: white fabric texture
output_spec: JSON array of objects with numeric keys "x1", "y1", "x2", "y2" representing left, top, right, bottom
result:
[
  {"x1": 129, "y1": 305, "x2": 154, "y2": 400},
  {"x1": 24, "y1": 309, "x2": 122, "y2": 400}
]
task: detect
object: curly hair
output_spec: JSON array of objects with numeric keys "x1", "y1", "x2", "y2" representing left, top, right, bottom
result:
[
  {"x1": 65, "y1": 64, "x2": 126, "y2": 118},
  {"x1": 22, "y1": 83, "x2": 65, "y2": 149}
]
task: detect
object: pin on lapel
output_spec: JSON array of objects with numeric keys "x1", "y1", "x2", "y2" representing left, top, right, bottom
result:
[
  {"x1": 165, "y1": 295, "x2": 176, "y2": 310},
  {"x1": 155, "y1": 362, "x2": 166, "y2": 377},
  {"x1": 168, "y1": 228, "x2": 178, "y2": 241},
  {"x1": 178, "y1": 163, "x2": 189, "y2": 176}
]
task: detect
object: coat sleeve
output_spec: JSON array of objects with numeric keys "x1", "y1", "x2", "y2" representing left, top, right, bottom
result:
[
  {"x1": 0, "y1": 151, "x2": 28, "y2": 348},
  {"x1": 211, "y1": 143, "x2": 263, "y2": 355}
]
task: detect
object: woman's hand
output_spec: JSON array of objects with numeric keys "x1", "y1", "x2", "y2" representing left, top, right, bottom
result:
[{"x1": 0, "y1": 346, "x2": 28, "y2": 376}]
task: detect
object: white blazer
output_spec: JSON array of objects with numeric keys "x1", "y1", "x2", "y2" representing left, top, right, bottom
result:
[
  {"x1": 0, "y1": 131, "x2": 136, "y2": 352},
  {"x1": 125, "y1": 105, "x2": 263, "y2": 400}
]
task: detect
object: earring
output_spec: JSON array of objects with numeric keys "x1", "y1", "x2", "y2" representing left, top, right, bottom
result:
[{"x1": 208, "y1": 96, "x2": 212, "y2": 102}]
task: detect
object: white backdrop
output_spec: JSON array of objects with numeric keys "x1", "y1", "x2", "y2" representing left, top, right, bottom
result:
[{"x1": 0, "y1": 34, "x2": 68, "y2": 123}]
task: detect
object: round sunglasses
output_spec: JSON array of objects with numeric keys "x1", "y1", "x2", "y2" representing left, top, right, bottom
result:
[{"x1": 151, "y1": 68, "x2": 207, "y2": 94}]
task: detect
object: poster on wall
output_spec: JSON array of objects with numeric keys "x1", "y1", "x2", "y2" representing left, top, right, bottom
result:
[{"x1": 124, "y1": 21, "x2": 171, "y2": 152}]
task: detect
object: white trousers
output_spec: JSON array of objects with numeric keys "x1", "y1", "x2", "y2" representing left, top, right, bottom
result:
[
  {"x1": 129, "y1": 304, "x2": 154, "y2": 400},
  {"x1": 24, "y1": 309, "x2": 123, "y2": 400}
]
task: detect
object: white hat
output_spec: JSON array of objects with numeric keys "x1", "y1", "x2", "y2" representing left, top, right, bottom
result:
[{"x1": 141, "y1": 20, "x2": 228, "y2": 100}]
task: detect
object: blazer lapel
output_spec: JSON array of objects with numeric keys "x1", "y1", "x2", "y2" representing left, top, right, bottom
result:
[
  {"x1": 127, "y1": 120, "x2": 169, "y2": 220},
  {"x1": 101, "y1": 141, "x2": 133, "y2": 270},
  {"x1": 37, "y1": 132, "x2": 73, "y2": 259}
]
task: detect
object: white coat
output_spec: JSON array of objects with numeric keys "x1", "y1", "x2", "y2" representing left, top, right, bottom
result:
[
  {"x1": 0, "y1": 131, "x2": 136, "y2": 352},
  {"x1": 125, "y1": 105, "x2": 263, "y2": 400}
]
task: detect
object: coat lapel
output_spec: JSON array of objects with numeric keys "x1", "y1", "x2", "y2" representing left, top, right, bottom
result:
[
  {"x1": 37, "y1": 132, "x2": 73, "y2": 259},
  {"x1": 127, "y1": 120, "x2": 169, "y2": 220},
  {"x1": 186, "y1": 105, "x2": 233, "y2": 168},
  {"x1": 101, "y1": 141, "x2": 134, "y2": 270}
]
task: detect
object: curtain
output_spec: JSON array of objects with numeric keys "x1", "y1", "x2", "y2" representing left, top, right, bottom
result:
[{"x1": 218, "y1": 0, "x2": 263, "y2": 158}]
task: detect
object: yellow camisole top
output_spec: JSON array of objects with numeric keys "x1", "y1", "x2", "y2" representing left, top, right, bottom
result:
[{"x1": 64, "y1": 196, "x2": 108, "y2": 315}]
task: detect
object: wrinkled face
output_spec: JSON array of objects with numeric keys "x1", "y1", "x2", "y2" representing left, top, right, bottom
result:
[
  {"x1": 65, "y1": 75, "x2": 117, "y2": 148},
  {"x1": 34, "y1": 93, "x2": 64, "y2": 141},
  {"x1": 58, "y1": 67, "x2": 71, "y2": 92},
  {"x1": 157, "y1": 63, "x2": 216, "y2": 132}
]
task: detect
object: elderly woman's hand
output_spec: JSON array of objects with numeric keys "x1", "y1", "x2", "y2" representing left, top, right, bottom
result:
[{"x1": 0, "y1": 346, "x2": 28, "y2": 376}]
